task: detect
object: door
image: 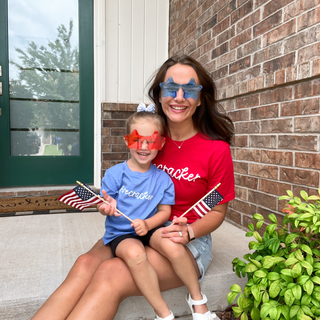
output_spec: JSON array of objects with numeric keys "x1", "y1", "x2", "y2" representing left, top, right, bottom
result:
[{"x1": 0, "y1": 0, "x2": 94, "y2": 187}]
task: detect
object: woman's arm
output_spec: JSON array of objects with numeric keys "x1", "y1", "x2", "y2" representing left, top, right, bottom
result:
[{"x1": 160, "y1": 202, "x2": 228, "y2": 245}]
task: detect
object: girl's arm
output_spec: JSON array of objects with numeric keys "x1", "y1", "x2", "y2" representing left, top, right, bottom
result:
[{"x1": 132, "y1": 204, "x2": 171, "y2": 236}]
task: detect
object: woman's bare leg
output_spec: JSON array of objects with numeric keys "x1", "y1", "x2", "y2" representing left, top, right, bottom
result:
[
  {"x1": 116, "y1": 239, "x2": 172, "y2": 318},
  {"x1": 150, "y1": 231, "x2": 209, "y2": 314},
  {"x1": 65, "y1": 246, "x2": 186, "y2": 320},
  {"x1": 31, "y1": 239, "x2": 113, "y2": 320}
]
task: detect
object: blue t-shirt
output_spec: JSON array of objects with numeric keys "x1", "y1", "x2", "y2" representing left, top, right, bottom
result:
[{"x1": 101, "y1": 161, "x2": 175, "y2": 244}]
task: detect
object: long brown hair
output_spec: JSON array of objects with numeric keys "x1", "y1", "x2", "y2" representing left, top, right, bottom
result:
[{"x1": 148, "y1": 55, "x2": 234, "y2": 144}]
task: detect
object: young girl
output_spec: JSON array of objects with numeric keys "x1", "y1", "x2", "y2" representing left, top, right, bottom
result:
[{"x1": 100, "y1": 103, "x2": 214, "y2": 320}]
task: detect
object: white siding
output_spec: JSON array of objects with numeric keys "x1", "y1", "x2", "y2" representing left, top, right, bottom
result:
[{"x1": 105, "y1": 0, "x2": 169, "y2": 103}]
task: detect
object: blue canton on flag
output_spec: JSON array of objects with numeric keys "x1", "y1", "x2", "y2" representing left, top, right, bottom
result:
[
  {"x1": 193, "y1": 190, "x2": 223, "y2": 218},
  {"x1": 58, "y1": 184, "x2": 103, "y2": 210}
]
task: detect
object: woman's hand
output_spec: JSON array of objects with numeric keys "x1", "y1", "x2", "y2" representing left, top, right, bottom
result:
[
  {"x1": 97, "y1": 190, "x2": 121, "y2": 217},
  {"x1": 160, "y1": 216, "x2": 189, "y2": 245},
  {"x1": 132, "y1": 219, "x2": 149, "y2": 236}
]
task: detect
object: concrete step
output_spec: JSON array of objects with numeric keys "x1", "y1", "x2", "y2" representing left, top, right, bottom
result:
[{"x1": 0, "y1": 212, "x2": 250, "y2": 320}]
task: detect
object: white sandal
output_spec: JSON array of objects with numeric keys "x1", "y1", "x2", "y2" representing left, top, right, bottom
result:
[
  {"x1": 186, "y1": 293, "x2": 218, "y2": 320},
  {"x1": 155, "y1": 310, "x2": 174, "y2": 320}
]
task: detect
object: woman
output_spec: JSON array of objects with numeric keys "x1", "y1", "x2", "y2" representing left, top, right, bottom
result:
[{"x1": 31, "y1": 55, "x2": 235, "y2": 320}]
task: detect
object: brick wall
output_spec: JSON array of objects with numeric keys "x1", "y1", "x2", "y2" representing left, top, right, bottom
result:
[
  {"x1": 169, "y1": 0, "x2": 320, "y2": 230},
  {"x1": 101, "y1": 103, "x2": 137, "y2": 177}
]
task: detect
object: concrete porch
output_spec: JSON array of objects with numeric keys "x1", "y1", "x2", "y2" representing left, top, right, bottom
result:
[{"x1": 0, "y1": 212, "x2": 250, "y2": 320}]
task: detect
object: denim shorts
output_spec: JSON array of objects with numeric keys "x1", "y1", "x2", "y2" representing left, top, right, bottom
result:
[{"x1": 164, "y1": 221, "x2": 213, "y2": 282}]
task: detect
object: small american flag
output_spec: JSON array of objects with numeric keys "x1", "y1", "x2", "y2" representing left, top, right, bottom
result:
[
  {"x1": 58, "y1": 184, "x2": 103, "y2": 210},
  {"x1": 192, "y1": 190, "x2": 223, "y2": 218}
]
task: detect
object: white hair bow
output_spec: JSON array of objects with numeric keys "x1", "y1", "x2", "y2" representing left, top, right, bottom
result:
[{"x1": 137, "y1": 102, "x2": 156, "y2": 113}]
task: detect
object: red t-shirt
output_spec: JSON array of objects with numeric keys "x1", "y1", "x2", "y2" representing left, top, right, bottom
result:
[{"x1": 153, "y1": 132, "x2": 235, "y2": 223}]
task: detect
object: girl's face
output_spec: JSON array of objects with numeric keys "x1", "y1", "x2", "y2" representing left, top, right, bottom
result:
[
  {"x1": 125, "y1": 120, "x2": 163, "y2": 172},
  {"x1": 159, "y1": 63, "x2": 201, "y2": 126}
]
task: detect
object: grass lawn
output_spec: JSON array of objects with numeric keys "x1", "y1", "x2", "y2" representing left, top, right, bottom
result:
[{"x1": 44, "y1": 144, "x2": 63, "y2": 155}]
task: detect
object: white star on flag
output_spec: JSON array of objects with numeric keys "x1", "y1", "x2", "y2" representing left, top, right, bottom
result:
[
  {"x1": 58, "y1": 184, "x2": 103, "y2": 210},
  {"x1": 192, "y1": 190, "x2": 223, "y2": 218}
]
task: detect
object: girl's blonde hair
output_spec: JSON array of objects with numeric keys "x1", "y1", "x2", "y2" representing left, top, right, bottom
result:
[{"x1": 126, "y1": 111, "x2": 166, "y2": 135}]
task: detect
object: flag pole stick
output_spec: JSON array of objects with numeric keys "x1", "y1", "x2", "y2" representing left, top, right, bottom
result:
[
  {"x1": 170, "y1": 182, "x2": 221, "y2": 225},
  {"x1": 76, "y1": 181, "x2": 134, "y2": 223}
]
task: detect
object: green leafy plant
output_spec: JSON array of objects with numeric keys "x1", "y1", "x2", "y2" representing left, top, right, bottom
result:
[{"x1": 228, "y1": 189, "x2": 320, "y2": 320}]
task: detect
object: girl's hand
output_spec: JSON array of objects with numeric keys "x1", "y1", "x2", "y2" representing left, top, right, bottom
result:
[
  {"x1": 160, "y1": 216, "x2": 189, "y2": 245},
  {"x1": 97, "y1": 190, "x2": 121, "y2": 217},
  {"x1": 132, "y1": 219, "x2": 149, "y2": 236}
]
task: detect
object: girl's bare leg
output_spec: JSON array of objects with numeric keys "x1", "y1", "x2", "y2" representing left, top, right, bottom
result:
[
  {"x1": 31, "y1": 239, "x2": 113, "y2": 320},
  {"x1": 65, "y1": 246, "x2": 186, "y2": 320},
  {"x1": 150, "y1": 231, "x2": 209, "y2": 314},
  {"x1": 115, "y1": 239, "x2": 172, "y2": 318}
]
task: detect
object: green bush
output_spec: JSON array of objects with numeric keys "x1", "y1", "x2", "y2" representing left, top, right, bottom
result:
[{"x1": 228, "y1": 189, "x2": 320, "y2": 320}]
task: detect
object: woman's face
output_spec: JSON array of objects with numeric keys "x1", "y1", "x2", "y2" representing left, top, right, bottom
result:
[{"x1": 159, "y1": 63, "x2": 201, "y2": 125}]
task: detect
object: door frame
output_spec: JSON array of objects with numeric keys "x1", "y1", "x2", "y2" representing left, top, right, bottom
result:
[{"x1": 0, "y1": 0, "x2": 94, "y2": 187}]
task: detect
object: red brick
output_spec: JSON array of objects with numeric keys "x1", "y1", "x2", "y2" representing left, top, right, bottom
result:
[
  {"x1": 201, "y1": 14, "x2": 218, "y2": 33},
  {"x1": 278, "y1": 135, "x2": 318, "y2": 151},
  {"x1": 103, "y1": 153, "x2": 128, "y2": 161},
  {"x1": 298, "y1": 42, "x2": 320, "y2": 64},
  {"x1": 286, "y1": 66, "x2": 297, "y2": 82},
  {"x1": 253, "y1": 11, "x2": 282, "y2": 37},
  {"x1": 216, "y1": 50, "x2": 236, "y2": 68},
  {"x1": 239, "y1": 81, "x2": 249, "y2": 95},
  {"x1": 234, "y1": 174, "x2": 258, "y2": 189},
  {"x1": 235, "y1": 121, "x2": 260, "y2": 134},
  {"x1": 298, "y1": 6, "x2": 320, "y2": 31},
  {"x1": 218, "y1": 0, "x2": 231, "y2": 10},
  {"x1": 212, "y1": 16, "x2": 231, "y2": 35},
  {"x1": 235, "y1": 94, "x2": 260, "y2": 109},
  {"x1": 299, "y1": 0, "x2": 320, "y2": 11},
  {"x1": 281, "y1": 98, "x2": 319, "y2": 116},
  {"x1": 249, "y1": 135, "x2": 277, "y2": 148},
  {"x1": 265, "y1": 73, "x2": 275, "y2": 88},
  {"x1": 261, "y1": 118, "x2": 293, "y2": 133},
  {"x1": 233, "y1": 161, "x2": 249, "y2": 174},
  {"x1": 248, "y1": 190, "x2": 277, "y2": 210},
  {"x1": 236, "y1": 148, "x2": 261, "y2": 162},
  {"x1": 101, "y1": 127, "x2": 110, "y2": 136},
  {"x1": 112, "y1": 144, "x2": 127, "y2": 152},
  {"x1": 238, "y1": 38, "x2": 262, "y2": 59},
  {"x1": 185, "y1": 1, "x2": 200, "y2": 19},
  {"x1": 103, "y1": 120, "x2": 126, "y2": 127},
  {"x1": 280, "y1": 167, "x2": 319, "y2": 187},
  {"x1": 253, "y1": 48, "x2": 267, "y2": 65},
  {"x1": 233, "y1": 199, "x2": 257, "y2": 215},
  {"x1": 295, "y1": 115, "x2": 320, "y2": 133},
  {"x1": 263, "y1": 20, "x2": 296, "y2": 47},
  {"x1": 263, "y1": 53, "x2": 295, "y2": 74},
  {"x1": 256, "y1": 76, "x2": 264, "y2": 89},
  {"x1": 197, "y1": 30, "x2": 212, "y2": 47},
  {"x1": 284, "y1": 0, "x2": 300, "y2": 21},
  {"x1": 202, "y1": 0, "x2": 215, "y2": 12},
  {"x1": 102, "y1": 145, "x2": 111, "y2": 152},
  {"x1": 259, "y1": 179, "x2": 292, "y2": 196},
  {"x1": 248, "y1": 79, "x2": 255, "y2": 92},
  {"x1": 260, "y1": 150, "x2": 293, "y2": 166},
  {"x1": 218, "y1": 0, "x2": 237, "y2": 22},
  {"x1": 230, "y1": 30, "x2": 252, "y2": 50},
  {"x1": 312, "y1": 58, "x2": 320, "y2": 76},
  {"x1": 295, "y1": 152, "x2": 320, "y2": 170},
  {"x1": 211, "y1": 42, "x2": 229, "y2": 59},
  {"x1": 294, "y1": 81, "x2": 314, "y2": 98},
  {"x1": 292, "y1": 185, "x2": 319, "y2": 198},
  {"x1": 237, "y1": 9, "x2": 261, "y2": 33},
  {"x1": 235, "y1": 186, "x2": 248, "y2": 200},
  {"x1": 233, "y1": 135, "x2": 248, "y2": 147},
  {"x1": 226, "y1": 209, "x2": 242, "y2": 225},
  {"x1": 251, "y1": 104, "x2": 279, "y2": 120},
  {"x1": 228, "y1": 109, "x2": 250, "y2": 121},
  {"x1": 249, "y1": 163, "x2": 278, "y2": 179},
  {"x1": 263, "y1": 0, "x2": 295, "y2": 19},
  {"x1": 260, "y1": 86, "x2": 293, "y2": 104},
  {"x1": 217, "y1": 26, "x2": 235, "y2": 45},
  {"x1": 275, "y1": 70, "x2": 285, "y2": 85},
  {"x1": 197, "y1": 8, "x2": 213, "y2": 27},
  {"x1": 229, "y1": 56, "x2": 251, "y2": 74},
  {"x1": 257, "y1": 207, "x2": 285, "y2": 226},
  {"x1": 110, "y1": 128, "x2": 126, "y2": 136},
  {"x1": 102, "y1": 136, "x2": 124, "y2": 144},
  {"x1": 237, "y1": 65, "x2": 261, "y2": 82},
  {"x1": 231, "y1": 0, "x2": 253, "y2": 25}
]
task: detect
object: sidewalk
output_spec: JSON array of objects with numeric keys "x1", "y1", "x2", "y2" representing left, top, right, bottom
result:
[{"x1": 0, "y1": 211, "x2": 250, "y2": 320}]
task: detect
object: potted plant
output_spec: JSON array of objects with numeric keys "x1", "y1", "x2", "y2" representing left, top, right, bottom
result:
[{"x1": 227, "y1": 189, "x2": 320, "y2": 320}]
